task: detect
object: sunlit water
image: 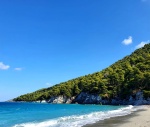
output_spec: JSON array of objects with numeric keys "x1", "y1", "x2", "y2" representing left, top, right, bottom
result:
[{"x1": 0, "y1": 102, "x2": 141, "y2": 127}]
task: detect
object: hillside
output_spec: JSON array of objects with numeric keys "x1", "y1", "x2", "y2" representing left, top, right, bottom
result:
[{"x1": 13, "y1": 44, "x2": 150, "y2": 103}]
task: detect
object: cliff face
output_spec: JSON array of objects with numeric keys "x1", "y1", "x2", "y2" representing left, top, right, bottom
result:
[
  {"x1": 47, "y1": 96, "x2": 75, "y2": 104},
  {"x1": 39, "y1": 91, "x2": 150, "y2": 105},
  {"x1": 72, "y1": 92, "x2": 102, "y2": 104},
  {"x1": 73, "y1": 91, "x2": 150, "y2": 105}
]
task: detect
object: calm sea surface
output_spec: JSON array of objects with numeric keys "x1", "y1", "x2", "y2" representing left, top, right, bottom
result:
[{"x1": 0, "y1": 102, "x2": 136, "y2": 127}]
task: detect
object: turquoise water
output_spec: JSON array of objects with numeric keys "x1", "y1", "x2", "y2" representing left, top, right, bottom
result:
[{"x1": 0, "y1": 102, "x2": 135, "y2": 127}]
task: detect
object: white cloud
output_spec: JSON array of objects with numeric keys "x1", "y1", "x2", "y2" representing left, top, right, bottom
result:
[
  {"x1": 14, "y1": 68, "x2": 23, "y2": 71},
  {"x1": 122, "y1": 36, "x2": 133, "y2": 45},
  {"x1": 0, "y1": 62, "x2": 10, "y2": 70},
  {"x1": 135, "y1": 40, "x2": 149, "y2": 49}
]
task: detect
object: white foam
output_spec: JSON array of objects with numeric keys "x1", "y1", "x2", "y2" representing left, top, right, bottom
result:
[{"x1": 13, "y1": 105, "x2": 140, "y2": 127}]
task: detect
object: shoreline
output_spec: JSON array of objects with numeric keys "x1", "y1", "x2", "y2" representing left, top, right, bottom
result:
[{"x1": 84, "y1": 106, "x2": 150, "y2": 127}]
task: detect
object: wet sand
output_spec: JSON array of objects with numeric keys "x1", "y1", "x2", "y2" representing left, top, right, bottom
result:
[{"x1": 84, "y1": 106, "x2": 150, "y2": 127}]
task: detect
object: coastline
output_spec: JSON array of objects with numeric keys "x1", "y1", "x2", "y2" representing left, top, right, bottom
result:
[{"x1": 84, "y1": 106, "x2": 150, "y2": 127}]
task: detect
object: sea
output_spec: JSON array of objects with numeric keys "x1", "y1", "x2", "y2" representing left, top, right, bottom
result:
[{"x1": 0, "y1": 102, "x2": 143, "y2": 127}]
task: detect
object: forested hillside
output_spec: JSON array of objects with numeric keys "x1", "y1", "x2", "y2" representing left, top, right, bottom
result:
[{"x1": 14, "y1": 44, "x2": 150, "y2": 102}]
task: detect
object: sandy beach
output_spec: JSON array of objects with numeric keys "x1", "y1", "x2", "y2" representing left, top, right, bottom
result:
[
  {"x1": 118, "y1": 106, "x2": 150, "y2": 127},
  {"x1": 84, "y1": 106, "x2": 150, "y2": 127}
]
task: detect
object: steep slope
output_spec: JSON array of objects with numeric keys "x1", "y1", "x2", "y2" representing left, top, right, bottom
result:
[{"x1": 13, "y1": 44, "x2": 150, "y2": 103}]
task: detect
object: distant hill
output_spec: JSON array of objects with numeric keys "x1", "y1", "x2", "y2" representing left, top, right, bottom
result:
[{"x1": 13, "y1": 44, "x2": 150, "y2": 103}]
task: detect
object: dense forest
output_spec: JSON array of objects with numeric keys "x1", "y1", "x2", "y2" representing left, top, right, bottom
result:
[{"x1": 14, "y1": 44, "x2": 150, "y2": 102}]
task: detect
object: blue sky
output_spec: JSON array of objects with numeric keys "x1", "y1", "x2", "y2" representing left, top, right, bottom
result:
[{"x1": 0, "y1": 0, "x2": 150, "y2": 101}]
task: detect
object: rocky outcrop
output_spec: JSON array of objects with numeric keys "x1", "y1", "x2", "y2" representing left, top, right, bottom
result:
[
  {"x1": 40, "y1": 100, "x2": 47, "y2": 103},
  {"x1": 72, "y1": 91, "x2": 150, "y2": 105},
  {"x1": 47, "y1": 96, "x2": 75, "y2": 104},
  {"x1": 110, "y1": 91, "x2": 150, "y2": 105},
  {"x1": 128, "y1": 91, "x2": 150, "y2": 105},
  {"x1": 72, "y1": 92, "x2": 101, "y2": 104},
  {"x1": 37, "y1": 91, "x2": 150, "y2": 105}
]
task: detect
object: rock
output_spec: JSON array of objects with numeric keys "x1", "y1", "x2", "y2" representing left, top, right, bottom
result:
[
  {"x1": 127, "y1": 90, "x2": 150, "y2": 105},
  {"x1": 147, "y1": 97, "x2": 150, "y2": 101},
  {"x1": 72, "y1": 92, "x2": 102, "y2": 104},
  {"x1": 136, "y1": 91, "x2": 143, "y2": 100},
  {"x1": 48, "y1": 96, "x2": 65, "y2": 103},
  {"x1": 41, "y1": 90, "x2": 150, "y2": 105},
  {"x1": 129, "y1": 96, "x2": 134, "y2": 101},
  {"x1": 48, "y1": 96, "x2": 74, "y2": 104},
  {"x1": 35, "y1": 101, "x2": 41, "y2": 103},
  {"x1": 66, "y1": 97, "x2": 75, "y2": 104},
  {"x1": 111, "y1": 99, "x2": 123, "y2": 105},
  {"x1": 41, "y1": 100, "x2": 46, "y2": 103},
  {"x1": 101, "y1": 99, "x2": 109, "y2": 105}
]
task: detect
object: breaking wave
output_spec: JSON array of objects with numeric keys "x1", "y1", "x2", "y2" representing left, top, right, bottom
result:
[{"x1": 13, "y1": 105, "x2": 144, "y2": 127}]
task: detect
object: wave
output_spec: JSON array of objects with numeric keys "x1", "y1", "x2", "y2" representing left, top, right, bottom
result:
[{"x1": 13, "y1": 105, "x2": 145, "y2": 127}]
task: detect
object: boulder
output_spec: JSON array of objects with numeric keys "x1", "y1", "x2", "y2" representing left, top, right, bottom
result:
[
  {"x1": 48, "y1": 96, "x2": 74, "y2": 104},
  {"x1": 73, "y1": 92, "x2": 102, "y2": 104}
]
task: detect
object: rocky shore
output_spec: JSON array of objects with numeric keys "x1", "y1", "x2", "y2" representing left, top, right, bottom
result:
[{"x1": 36, "y1": 91, "x2": 150, "y2": 105}]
